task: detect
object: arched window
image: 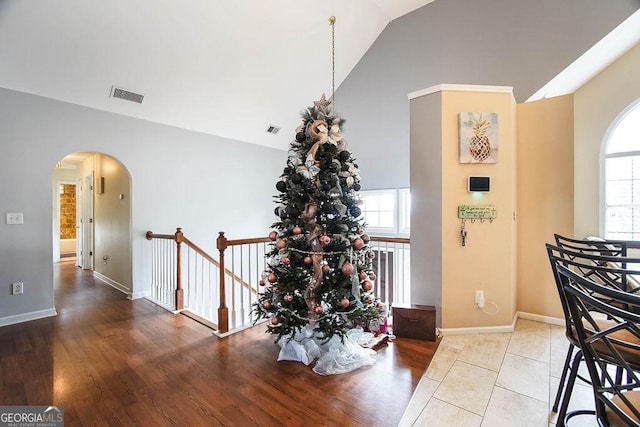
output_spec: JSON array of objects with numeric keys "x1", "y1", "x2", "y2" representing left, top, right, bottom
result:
[{"x1": 603, "y1": 102, "x2": 640, "y2": 239}]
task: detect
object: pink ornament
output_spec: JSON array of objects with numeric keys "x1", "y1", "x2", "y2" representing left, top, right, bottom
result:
[
  {"x1": 293, "y1": 226, "x2": 302, "y2": 235},
  {"x1": 369, "y1": 273, "x2": 377, "y2": 281},
  {"x1": 363, "y1": 280, "x2": 373, "y2": 291},
  {"x1": 262, "y1": 301, "x2": 271, "y2": 309},
  {"x1": 341, "y1": 263, "x2": 354, "y2": 276},
  {"x1": 366, "y1": 296, "x2": 373, "y2": 304},
  {"x1": 359, "y1": 271, "x2": 367, "y2": 281},
  {"x1": 273, "y1": 287, "x2": 280, "y2": 294},
  {"x1": 368, "y1": 251, "x2": 376, "y2": 260},
  {"x1": 269, "y1": 231, "x2": 278, "y2": 241},
  {"x1": 362, "y1": 234, "x2": 370, "y2": 243},
  {"x1": 271, "y1": 316, "x2": 280, "y2": 325},
  {"x1": 268, "y1": 273, "x2": 277, "y2": 283},
  {"x1": 315, "y1": 306, "x2": 324, "y2": 315},
  {"x1": 319, "y1": 235, "x2": 331, "y2": 246},
  {"x1": 353, "y1": 238, "x2": 364, "y2": 250},
  {"x1": 282, "y1": 257, "x2": 290, "y2": 266},
  {"x1": 304, "y1": 256, "x2": 313, "y2": 265},
  {"x1": 259, "y1": 279, "x2": 265, "y2": 287},
  {"x1": 276, "y1": 239, "x2": 287, "y2": 250},
  {"x1": 340, "y1": 298, "x2": 350, "y2": 308},
  {"x1": 284, "y1": 294, "x2": 293, "y2": 303},
  {"x1": 322, "y1": 264, "x2": 330, "y2": 274}
]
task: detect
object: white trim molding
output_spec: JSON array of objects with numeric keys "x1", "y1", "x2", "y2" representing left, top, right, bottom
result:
[
  {"x1": 408, "y1": 84, "x2": 514, "y2": 100},
  {"x1": 516, "y1": 311, "x2": 564, "y2": 327},
  {"x1": 0, "y1": 308, "x2": 57, "y2": 327},
  {"x1": 437, "y1": 311, "x2": 564, "y2": 336},
  {"x1": 93, "y1": 271, "x2": 131, "y2": 298}
]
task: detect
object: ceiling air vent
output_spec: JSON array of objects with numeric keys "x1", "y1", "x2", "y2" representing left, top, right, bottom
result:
[
  {"x1": 266, "y1": 125, "x2": 280, "y2": 135},
  {"x1": 110, "y1": 86, "x2": 144, "y2": 104}
]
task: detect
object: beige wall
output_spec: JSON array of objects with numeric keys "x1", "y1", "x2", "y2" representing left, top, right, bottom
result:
[
  {"x1": 574, "y1": 42, "x2": 640, "y2": 238},
  {"x1": 516, "y1": 95, "x2": 574, "y2": 319},
  {"x1": 440, "y1": 89, "x2": 517, "y2": 329}
]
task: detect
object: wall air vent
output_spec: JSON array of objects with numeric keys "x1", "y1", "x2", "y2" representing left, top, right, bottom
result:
[
  {"x1": 266, "y1": 125, "x2": 280, "y2": 135},
  {"x1": 110, "y1": 86, "x2": 144, "y2": 104}
]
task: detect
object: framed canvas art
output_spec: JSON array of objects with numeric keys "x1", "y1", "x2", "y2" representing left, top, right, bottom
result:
[{"x1": 459, "y1": 112, "x2": 498, "y2": 163}]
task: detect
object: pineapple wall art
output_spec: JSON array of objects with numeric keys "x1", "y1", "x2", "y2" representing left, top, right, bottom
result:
[{"x1": 459, "y1": 112, "x2": 499, "y2": 164}]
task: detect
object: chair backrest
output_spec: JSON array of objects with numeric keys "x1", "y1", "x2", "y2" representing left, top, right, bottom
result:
[
  {"x1": 547, "y1": 243, "x2": 640, "y2": 295},
  {"x1": 558, "y1": 263, "x2": 640, "y2": 426},
  {"x1": 554, "y1": 233, "x2": 628, "y2": 257},
  {"x1": 546, "y1": 244, "x2": 640, "y2": 350}
]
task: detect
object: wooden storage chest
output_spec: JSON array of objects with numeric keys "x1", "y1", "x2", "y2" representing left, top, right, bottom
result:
[{"x1": 392, "y1": 303, "x2": 436, "y2": 341}]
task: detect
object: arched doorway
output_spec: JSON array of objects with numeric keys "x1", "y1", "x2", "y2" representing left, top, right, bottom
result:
[{"x1": 52, "y1": 152, "x2": 133, "y2": 297}]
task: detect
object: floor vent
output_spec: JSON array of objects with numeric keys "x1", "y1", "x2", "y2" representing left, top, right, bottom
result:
[{"x1": 110, "y1": 86, "x2": 144, "y2": 104}]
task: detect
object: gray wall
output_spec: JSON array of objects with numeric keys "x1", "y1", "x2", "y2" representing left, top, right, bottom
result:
[
  {"x1": 0, "y1": 87, "x2": 283, "y2": 322},
  {"x1": 410, "y1": 92, "x2": 442, "y2": 323},
  {"x1": 94, "y1": 154, "x2": 132, "y2": 292},
  {"x1": 335, "y1": 0, "x2": 640, "y2": 190}
]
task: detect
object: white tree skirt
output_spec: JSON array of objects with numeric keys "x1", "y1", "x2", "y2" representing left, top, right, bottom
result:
[{"x1": 277, "y1": 326, "x2": 377, "y2": 375}]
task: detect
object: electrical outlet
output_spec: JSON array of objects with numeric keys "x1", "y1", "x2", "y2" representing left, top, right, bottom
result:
[
  {"x1": 12, "y1": 282, "x2": 23, "y2": 295},
  {"x1": 6, "y1": 213, "x2": 24, "y2": 225},
  {"x1": 475, "y1": 290, "x2": 485, "y2": 308}
]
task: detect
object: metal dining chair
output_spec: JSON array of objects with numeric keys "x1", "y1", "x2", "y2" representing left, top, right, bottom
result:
[
  {"x1": 559, "y1": 263, "x2": 640, "y2": 426},
  {"x1": 547, "y1": 243, "x2": 640, "y2": 425}
]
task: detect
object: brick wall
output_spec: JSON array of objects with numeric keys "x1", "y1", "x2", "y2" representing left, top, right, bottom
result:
[{"x1": 60, "y1": 184, "x2": 76, "y2": 239}]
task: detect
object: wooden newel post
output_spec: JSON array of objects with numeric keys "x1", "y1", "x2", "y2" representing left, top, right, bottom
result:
[
  {"x1": 175, "y1": 227, "x2": 184, "y2": 311},
  {"x1": 217, "y1": 231, "x2": 229, "y2": 333}
]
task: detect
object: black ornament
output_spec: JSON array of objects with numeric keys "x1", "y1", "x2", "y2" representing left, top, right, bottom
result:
[
  {"x1": 296, "y1": 131, "x2": 306, "y2": 142},
  {"x1": 338, "y1": 151, "x2": 350, "y2": 162},
  {"x1": 350, "y1": 206, "x2": 362, "y2": 217},
  {"x1": 329, "y1": 163, "x2": 339, "y2": 172},
  {"x1": 274, "y1": 207, "x2": 280, "y2": 217},
  {"x1": 353, "y1": 183, "x2": 361, "y2": 191},
  {"x1": 341, "y1": 163, "x2": 349, "y2": 172},
  {"x1": 290, "y1": 173, "x2": 302, "y2": 184},
  {"x1": 322, "y1": 203, "x2": 335, "y2": 214},
  {"x1": 279, "y1": 209, "x2": 288, "y2": 219},
  {"x1": 287, "y1": 206, "x2": 300, "y2": 217},
  {"x1": 276, "y1": 181, "x2": 287, "y2": 192},
  {"x1": 322, "y1": 183, "x2": 332, "y2": 192}
]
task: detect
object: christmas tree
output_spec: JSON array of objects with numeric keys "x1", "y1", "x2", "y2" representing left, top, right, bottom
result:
[{"x1": 255, "y1": 95, "x2": 384, "y2": 344}]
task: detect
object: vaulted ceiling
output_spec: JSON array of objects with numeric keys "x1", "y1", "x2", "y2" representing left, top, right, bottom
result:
[{"x1": 0, "y1": 0, "x2": 434, "y2": 150}]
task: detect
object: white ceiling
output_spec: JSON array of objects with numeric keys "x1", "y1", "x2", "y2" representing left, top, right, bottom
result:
[{"x1": 0, "y1": 0, "x2": 434, "y2": 151}]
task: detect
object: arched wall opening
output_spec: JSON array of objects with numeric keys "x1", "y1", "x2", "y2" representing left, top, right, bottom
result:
[{"x1": 52, "y1": 152, "x2": 133, "y2": 298}]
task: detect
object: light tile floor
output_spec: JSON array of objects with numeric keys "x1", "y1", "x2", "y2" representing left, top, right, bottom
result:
[{"x1": 399, "y1": 318, "x2": 599, "y2": 427}]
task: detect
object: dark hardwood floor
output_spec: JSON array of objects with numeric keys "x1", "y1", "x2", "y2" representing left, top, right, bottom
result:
[{"x1": 0, "y1": 260, "x2": 438, "y2": 426}]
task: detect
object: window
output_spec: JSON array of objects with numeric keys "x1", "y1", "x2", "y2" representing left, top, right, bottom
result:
[
  {"x1": 359, "y1": 188, "x2": 410, "y2": 235},
  {"x1": 604, "y1": 102, "x2": 640, "y2": 240}
]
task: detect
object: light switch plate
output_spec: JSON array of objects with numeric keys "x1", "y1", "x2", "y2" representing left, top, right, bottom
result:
[{"x1": 6, "y1": 213, "x2": 24, "y2": 225}]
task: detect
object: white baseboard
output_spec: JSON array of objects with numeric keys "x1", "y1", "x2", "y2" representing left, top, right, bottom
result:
[
  {"x1": 517, "y1": 311, "x2": 564, "y2": 326},
  {"x1": 439, "y1": 311, "x2": 563, "y2": 336},
  {"x1": 129, "y1": 291, "x2": 147, "y2": 300},
  {"x1": 93, "y1": 271, "x2": 131, "y2": 298},
  {"x1": 0, "y1": 308, "x2": 57, "y2": 327}
]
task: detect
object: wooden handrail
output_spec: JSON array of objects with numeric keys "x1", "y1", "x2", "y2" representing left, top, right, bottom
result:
[
  {"x1": 369, "y1": 236, "x2": 410, "y2": 244},
  {"x1": 226, "y1": 236, "x2": 271, "y2": 246}
]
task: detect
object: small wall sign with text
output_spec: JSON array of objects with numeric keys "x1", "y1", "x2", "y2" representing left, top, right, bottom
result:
[{"x1": 458, "y1": 205, "x2": 497, "y2": 220}]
